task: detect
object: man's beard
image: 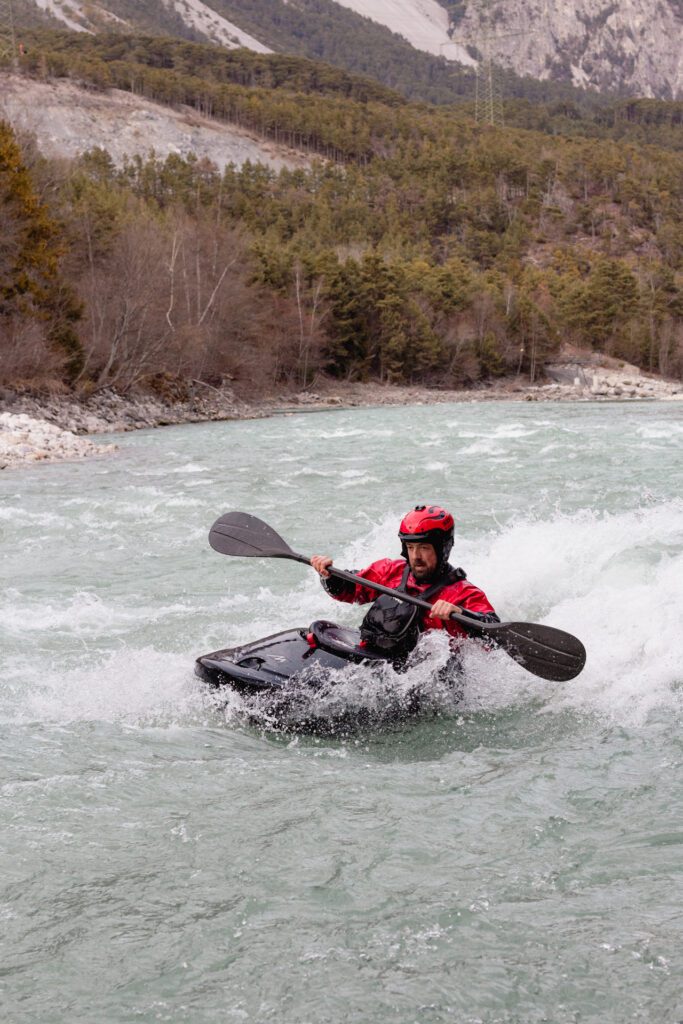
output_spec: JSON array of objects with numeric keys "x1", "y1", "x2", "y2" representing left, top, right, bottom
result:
[{"x1": 411, "y1": 563, "x2": 436, "y2": 582}]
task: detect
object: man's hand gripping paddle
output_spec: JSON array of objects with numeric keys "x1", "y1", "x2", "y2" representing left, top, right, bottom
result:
[{"x1": 209, "y1": 511, "x2": 586, "y2": 683}]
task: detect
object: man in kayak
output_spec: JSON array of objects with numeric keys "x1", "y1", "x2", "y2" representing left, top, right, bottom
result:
[{"x1": 311, "y1": 504, "x2": 499, "y2": 647}]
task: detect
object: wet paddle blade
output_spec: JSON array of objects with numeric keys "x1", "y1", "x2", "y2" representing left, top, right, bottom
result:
[
  {"x1": 209, "y1": 512, "x2": 304, "y2": 560},
  {"x1": 490, "y1": 621, "x2": 586, "y2": 682}
]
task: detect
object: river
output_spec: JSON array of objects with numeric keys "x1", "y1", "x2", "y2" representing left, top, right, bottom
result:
[{"x1": 2, "y1": 400, "x2": 682, "y2": 1023}]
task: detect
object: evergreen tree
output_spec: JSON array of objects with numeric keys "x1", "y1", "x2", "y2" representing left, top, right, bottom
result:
[
  {"x1": 569, "y1": 258, "x2": 640, "y2": 350},
  {"x1": 0, "y1": 120, "x2": 84, "y2": 379}
]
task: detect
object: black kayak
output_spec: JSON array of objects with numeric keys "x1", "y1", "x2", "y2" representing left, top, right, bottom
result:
[
  {"x1": 195, "y1": 619, "x2": 392, "y2": 693},
  {"x1": 195, "y1": 618, "x2": 462, "y2": 734}
]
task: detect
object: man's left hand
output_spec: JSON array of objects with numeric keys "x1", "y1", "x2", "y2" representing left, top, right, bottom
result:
[{"x1": 430, "y1": 599, "x2": 463, "y2": 622}]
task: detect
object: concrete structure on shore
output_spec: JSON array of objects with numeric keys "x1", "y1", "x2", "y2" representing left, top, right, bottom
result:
[{"x1": 543, "y1": 360, "x2": 683, "y2": 402}]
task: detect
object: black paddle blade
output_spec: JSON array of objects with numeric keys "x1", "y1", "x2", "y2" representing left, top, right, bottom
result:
[
  {"x1": 209, "y1": 512, "x2": 302, "y2": 560},
  {"x1": 491, "y1": 621, "x2": 586, "y2": 682}
]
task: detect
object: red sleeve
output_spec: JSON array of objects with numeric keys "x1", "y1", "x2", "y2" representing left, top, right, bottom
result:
[
  {"x1": 325, "y1": 558, "x2": 397, "y2": 606},
  {"x1": 423, "y1": 580, "x2": 497, "y2": 639}
]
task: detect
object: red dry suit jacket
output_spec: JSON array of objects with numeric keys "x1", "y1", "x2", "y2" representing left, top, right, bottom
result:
[{"x1": 323, "y1": 558, "x2": 498, "y2": 641}]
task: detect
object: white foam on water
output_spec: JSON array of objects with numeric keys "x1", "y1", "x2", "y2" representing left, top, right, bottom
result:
[
  {"x1": 491, "y1": 423, "x2": 539, "y2": 438},
  {"x1": 221, "y1": 630, "x2": 462, "y2": 736},
  {"x1": 309, "y1": 500, "x2": 683, "y2": 728},
  {"x1": 337, "y1": 475, "x2": 380, "y2": 489},
  {"x1": 0, "y1": 507, "x2": 68, "y2": 529},
  {"x1": 1, "y1": 589, "x2": 119, "y2": 634},
  {"x1": 171, "y1": 463, "x2": 209, "y2": 474},
  {"x1": 3, "y1": 491, "x2": 681, "y2": 732},
  {"x1": 316, "y1": 428, "x2": 367, "y2": 439},
  {"x1": 637, "y1": 422, "x2": 683, "y2": 440},
  {"x1": 0, "y1": 590, "x2": 194, "y2": 636},
  {"x1": 457, "y1": 440, "x2": 508, "y2": 456},
  {"x1": 165, "y1": 496, "x2": 204, "y2": 508},
  {"x1": 473, "y1": 504, "x2": 683, "y2": 724},
  {"x1": 544, "y1": 552, "x2": 683, "y2": 724},
  {"x1": 2, "y1": 647, "x2": 203, "y2": 727}
]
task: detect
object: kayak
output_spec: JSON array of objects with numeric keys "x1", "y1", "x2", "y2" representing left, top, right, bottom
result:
[
  {"x1": 195, "y1": 618, "x2": 460, "y2": 734},
  {"x1": 195, "y1": 618, "x2": 392, "y2": 693}
]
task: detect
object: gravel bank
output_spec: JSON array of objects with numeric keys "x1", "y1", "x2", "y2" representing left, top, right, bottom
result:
[
  {"x1": 0, "y1": 386, "x2": 257, "y2": 436},
  {"x1": 0, "y1": 413, "x2": 117, "y2": 470}
]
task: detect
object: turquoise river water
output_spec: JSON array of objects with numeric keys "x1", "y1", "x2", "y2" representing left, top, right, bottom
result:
[{"x1": 1, "y1": 400, "x2": 683, "y2": 1023}]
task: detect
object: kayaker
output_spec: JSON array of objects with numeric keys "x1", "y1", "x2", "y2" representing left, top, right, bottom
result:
[{"x1": 311, "y1": 504, "x2": 499, "y2": 649}]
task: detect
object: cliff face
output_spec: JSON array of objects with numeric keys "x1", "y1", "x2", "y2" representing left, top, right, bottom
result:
[
  {"x1": 336, "y1": 0, "x2": 683, "y2": 98},
  {"x1": 447, "y1": 0, "x2": 683, "y2": 99}
]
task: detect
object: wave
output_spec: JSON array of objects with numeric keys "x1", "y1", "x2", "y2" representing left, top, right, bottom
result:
[
  {"x1": 313, "y1": 501, "x2": 683, "y2": 727},
  {"x1": 0, "y1": 590, "x2": 194, "y2": 635},
  {"x1": 0, "y1": 647, "x2": 202, "y2": 727},
  {"x1": 2, "y1": 501, "x2": 681, "y2": 731}
]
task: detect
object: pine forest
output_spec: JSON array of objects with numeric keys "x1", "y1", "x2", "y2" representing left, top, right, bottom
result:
[{"x1": 2, "y1": 32, "x2": 683, "y2": 396}]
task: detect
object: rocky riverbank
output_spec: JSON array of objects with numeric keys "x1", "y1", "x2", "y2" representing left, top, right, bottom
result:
[
  {"x1": 1, "y1": 358, "x2": 681, "y2": 469},
  {"x1": 0, "y1": 413, "x2": 117, "y2": 470},
  {"x1": 0, "y1": 385, "x2": 257, "y2": 437}
]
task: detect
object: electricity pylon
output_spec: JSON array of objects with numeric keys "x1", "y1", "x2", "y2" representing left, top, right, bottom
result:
[
  {"x1": 472, "y1": 26, "x2": 531, "y2": 127},
  {"x1": 0, "y1": 0, "x2": 17, "y2": 66},
  {"x1": 443, "y1": 0, "x2": 541, "y2": 128},
  {"x1": 474, "y1": 43, "x2": 504, "y2": 127},
  {"x1": 441, "y1": 26, "x2": 532, "y2": 127}
]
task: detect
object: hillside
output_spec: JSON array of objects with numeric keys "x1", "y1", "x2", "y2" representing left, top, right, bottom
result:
[
  {"x1": 9, "y1": 31, "x2": 683, "y2": 154},
  {"x1": 448, "y1": 0, "x2": 683, "y2": 100},
  {"x1": 1, "y1": 35, "x2": 682, "y2": 402},
  {"x1": 7, "y1": 0, "x2": 683, "y2": 100},
  {"x1": 329, "y1": 0, "x2": 683, "y2": 99}
]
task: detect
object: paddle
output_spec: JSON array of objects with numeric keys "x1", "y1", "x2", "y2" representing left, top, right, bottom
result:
[{"x1": 209, "y1": 511, "x2": 586, "y2": 682}]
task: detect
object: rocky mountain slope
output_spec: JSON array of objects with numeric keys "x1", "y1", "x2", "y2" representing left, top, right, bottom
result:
[
  {"x1": 29, "y1": 0, "x2": 271, "y2": 50},
  {"x1": 12, "y1": 0, "x2": 683, "y2": 99},
  {"x1": 0, "y1": 72, "x2": 309, "y2": 169},
  {"x1": 448, "y1": 0, "x2": 683, "y2": 100},
  {"x1": 331, "y1": 0, "x2": 474, "y2": 64}
]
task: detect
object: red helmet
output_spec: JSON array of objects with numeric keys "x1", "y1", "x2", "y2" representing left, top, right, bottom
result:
[{"x1": 398, "y1": 504, "x2": 454, "y2": 567}]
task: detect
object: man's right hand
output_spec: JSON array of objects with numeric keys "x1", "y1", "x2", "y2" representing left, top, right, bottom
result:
[{"x1": 311, "y1": 555, "x2": 334, "y2": 578}]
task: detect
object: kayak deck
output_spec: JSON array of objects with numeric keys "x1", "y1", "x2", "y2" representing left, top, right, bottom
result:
[{"x1": 195, "y1": 620, "x2": 387, "y2": 693}]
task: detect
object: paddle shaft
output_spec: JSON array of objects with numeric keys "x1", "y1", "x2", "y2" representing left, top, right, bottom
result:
[
  {"x1": 290, "y1": 553, "x2": 491, "y2": 637},
  {"x1": 207, "y1": 512, "x2": 586, "y2": 680}
]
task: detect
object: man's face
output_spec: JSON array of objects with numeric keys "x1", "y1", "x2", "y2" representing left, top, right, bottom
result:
[{"x1": 405, "y1": 542, "x2": 438, "y2": 581}]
